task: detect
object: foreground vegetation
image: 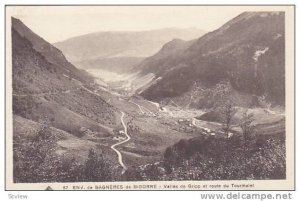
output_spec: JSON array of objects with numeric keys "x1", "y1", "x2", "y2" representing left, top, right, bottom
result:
[
  {"x1": 13, "y1": 126, "x2": 115, "y2": 183},
  {"x1": 123, "y1": 132, "x2": 285, "y2": 181},
  {"x1": 14, "y1": 123, "x2": 285, "y2": 182}
]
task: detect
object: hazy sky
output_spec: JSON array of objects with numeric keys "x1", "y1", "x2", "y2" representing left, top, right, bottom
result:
[{"x1": 7, "y1": 6, "x2": 284, "y2": 43}]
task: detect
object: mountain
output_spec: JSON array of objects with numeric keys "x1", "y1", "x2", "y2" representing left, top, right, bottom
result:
[
  {"x1": 54, "y1": 28, "x2": 206, "y2": 67},
  {"x1": 12, "y1": 17, "x2": 117, "y2": 163},
  {"x1": 12, "y1": 18, "x2": 93, "y2": 86},
  {"x1": 137, "y1": 38, "x2": 196, "y2": 76},
  {"x1": 137, "y1": 12, "x2": 285, "y2": 107}
]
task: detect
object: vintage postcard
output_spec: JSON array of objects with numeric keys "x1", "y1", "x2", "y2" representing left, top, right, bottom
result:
[{"x1": 5, "y1": 5, "x2": 295, "y2": 190}]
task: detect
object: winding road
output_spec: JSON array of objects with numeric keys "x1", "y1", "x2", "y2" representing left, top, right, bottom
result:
[
  {"x1": 129, "y1": 100, "x2": 155, "y2": 116},
  {"x1": 147, "y1": 100, "x2": 161, "y2": 111},
  {"x1": 192, "y1": 118, "x2": 235, "y2": 137},
  {"x1": 129, "y1": 100, "x2": 145, "y2": 114},
  {"x1": 192, "y1": 118, "x2": 212, "y2": 133},
  {"x1": 110, "y1": 111, "x2": 131, "y2": 174},
  {"x1": 12, "y1": 88, "x2": 75, "y2": 97},
  {"x1": 14, "y1": 85, "x2": 132, "y2": 173}
]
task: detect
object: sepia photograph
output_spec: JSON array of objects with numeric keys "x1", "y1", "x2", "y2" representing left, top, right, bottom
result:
[{"x1": 5, "y1": 5, "x2": 295, "y2": 190}]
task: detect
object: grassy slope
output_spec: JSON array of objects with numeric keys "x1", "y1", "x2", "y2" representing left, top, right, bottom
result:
[{"x1": 13, "y1": 115, "x2": 98, "y2": 163}]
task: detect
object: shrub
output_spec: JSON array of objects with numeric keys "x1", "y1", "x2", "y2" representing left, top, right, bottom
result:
[
  {"x1": 84, "y1": 148, "x2": 113, "y2": 182},
  {"x1": 160, "y1": 133, "x2": 285, "y2": 180}
]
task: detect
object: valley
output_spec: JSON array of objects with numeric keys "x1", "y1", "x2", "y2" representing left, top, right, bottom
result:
[
  {"x1": 11, "y1": 11, "x2": 287, "y2": 182},
  {"x1": 58, "y1": 74, "x2": 285, "y2": 176}
]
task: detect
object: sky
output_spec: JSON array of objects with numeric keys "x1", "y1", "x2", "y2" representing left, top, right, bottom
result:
[{"x1": 7, "y1": 6, "x2": 285, "y2": 43}]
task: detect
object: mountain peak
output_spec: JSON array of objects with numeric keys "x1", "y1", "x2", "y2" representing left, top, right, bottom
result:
[
  {"x1": 160, "y1": 38, "x2": 186, "y2": 51},
  {"x1": 139, "y1": 11, "x2": 285, "y2": 106}
]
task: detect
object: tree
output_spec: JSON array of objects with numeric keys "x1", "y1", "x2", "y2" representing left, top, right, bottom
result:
[
  {"x1": 239, "y1": 110, "x2": 256, "y2": 179},
  {"x1": 221, "y1": 100, "x2": 236, "y2": 139},
  {"x1": 212, "y1": 81, "x2": 232, "y2": 109},
  {"x1": 13, "y1": 126, "x2": 57, "y2": 182},
  {"x1": 84, "y1": 148, "x2": 113, "y2": 182},
  {"x1": 143, "y1": 164, "x2": 165, "y2": 181},
  {"x1": 240, "y1": 110, "x2": 255, "y2": 144},
  {"x1": 122, "y1": 166, "x2": 143, "y2": 181},
  {"x1": 58, "y1": 157, "x2": 85, "y2": 182}
]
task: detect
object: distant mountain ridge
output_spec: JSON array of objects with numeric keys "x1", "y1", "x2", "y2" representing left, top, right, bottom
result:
[
  {"x1": 138, "y1": 12, "x2": 285, "y2": 107},
  {"x1": 54, "y1": 28, "x2": 206, "y2": 64}
]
